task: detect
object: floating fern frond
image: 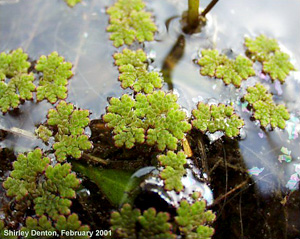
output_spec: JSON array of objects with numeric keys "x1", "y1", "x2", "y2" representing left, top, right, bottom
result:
[
  {"x1": 158, "y1": 151, "x2": 187, "y2": 192},
  {"x1": 0, "y1": 49, "x2": 35, "y2": 113},
  {"x1": 245, "y1": 35, "x2": 295, "y2": 83},
  {"x1": 107, "y1": 0, "x2": 157, "y2": 47},
  {"x1": 41, "y1": 100, "x2": 92, "y2": 162},
  {"x1": 114, "y1": 49, "x2": 163, "y2": 93},
  {"x1": 36, "y1": 125, "x2": 52, "y2": 142},
  {"x1": 175, "y1": 199, "x2": 216, "y2": 239},
  {"x1": 245, "y1": 34, "x2": 280, "y2": 62},
  {"x1": 197, "y1": 49, "x2": 255, "y2": 87},
  {"x1": 35, "y1": 52, "x2": 72, "y2": 103},
  {"x1": 110, "y1": 204, "x2": 141, "y2": 239},
  {"x1": 103, "y1": 91, "x2": 191, "y2": 151},
  {"x1": 3, "y1": 149, "x2": 50, "y2": 201},
  {"x1": 244, "y1": 83, "x2": 290, "y2": 129},
  {"x1": 4, "y1": 149, "x2": 80, "y2": 220},
  {"x1": 192, "y1": 103, "x2": 244, "y2": 137},
  {"x1": 138, "y1": 208, "x2": 174, "y2": 239}
]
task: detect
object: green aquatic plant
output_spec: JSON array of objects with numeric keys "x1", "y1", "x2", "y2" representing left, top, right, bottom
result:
[
  {"x1": 35, "y1": 52, "x2": 73, "y2": 103},
  {"x1": 175, "y1": 198, "x2": 216, "y2": 239},
  {"x1": 110, "y1": 204, "x2": 174, "y2": 239},
  {"x1": 3, "y1": 149, "x2": 80, "y2": 220},
  {"x1": 0, "y1": 48, "x2": 35, "y2": 113},
  {"x1": 197, "y1": 49, "x2": 255, "y2": 87},
  {"x1": 37, "y1": 101, "x2": 92, "y2": 162},
  {"x1": 35, "y1": 125, "x2": 52, "y2": 142},
  {"x1": 192, "y1": 102, "x2": 244, "y2": 137},
  {"x1": 64, "y1": 0, "x2": 81, "y2": 7},
  {"x1": 158, "y1": 151, "x2": 187, "y2": 192},
  {"x1": 107, "y1": 0, "x2": 157, "y2": 47},
  {"x1": 103, "y1": 91, "x2": 191, "y2": 151},
  {"x1": 114, "y1": 49, "x2": 163, "y2": 93},
  {"x1": 245, "y1": 35, "x2": 295, "y2": 83},
  {"x1": 244, "y1": 83, "x2": 290, "y2": 129}
]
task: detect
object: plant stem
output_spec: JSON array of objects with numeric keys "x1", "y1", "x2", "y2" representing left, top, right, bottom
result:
[
  {"x1": 188, "y1": 0, "x2": 200, "y2": 29},
  {"x1": 201, "y1": 0, "x2": 219, "y2": 17}
]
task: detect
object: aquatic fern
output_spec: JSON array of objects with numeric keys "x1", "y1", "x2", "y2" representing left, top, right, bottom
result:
[
  {"x1": 245, "y1": 35, "x2": 295, "y2": 83},
  {"x1": 39, "y1": 101, "x2": 92, "y2": 162},
  {"x1": 244, "y1": 83, "x2": 290, "y2": 129},
  {"x1": 175, "y1": 199, "x2": 216, "y2": 239},
  {"x1": 110, "y1": 204, "x2": 174, "y2": 239},
  {"x1": 114, "y1": 49, "x2": 163, "y2": 93},
  {"x1": 158, "y1": 151, "x2": 187, "y2": 192},
  {"x1": 245, "y1": 34, "x2": 280, "y2": 62},
  {"x1": 0, "y1": 49, "x2": 35, "y2": 113},
  {"x1": 110, "y1": 204, "x2": 141, "y2": 239},
  {"x1": 36, "y1": 125, "x2": 52, "y2": 142},
  {"x1": 138, "y1": 208, "x2": 174, "y2": 239},
  {"x1": 35, "y1": 52, "x2": 73, "y2": 103},
  {"x1": 107, "y1": 0, "x2": 157, "y2": 47},
  {"x1": 263, "y1": 51, "x2": 295, "y2": 83},
  {"x1": 197, "y1": 49, "x2": 255, "y2": 87},
  {"x1": 192, "y1": 103, "x2": 244, "y2": 137},
  {"x1": 103, "y1": 91, "x2": 191, "y2": 151},
  {"x1": 3, "y1": 149, "x2": 80, "y2": 220},
  {"x1": 3, "y1": 149, "x2": 50, "y2": 201}
]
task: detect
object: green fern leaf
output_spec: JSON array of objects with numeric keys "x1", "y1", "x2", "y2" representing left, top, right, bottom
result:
[
  {"x1": 192, "y1": 103, "x2": 244, "y2": 137},
  {"x1": 35, "y1": 52, "x2": 72, "y2": 103},
  {"x1": 110, "y1": 203, "x2": 141, "y2": 239},
  {"x1": 263, "y1": 51, "x2": 295, "y2": 83},
  {"x1": 245, "y1": 35, "x2": 295, "y2": 83},
  {"x1": 158, "y1": 151, "x2": 187, "y2": 192},
  {"x1": 107, "y1": 0, "x2": 157, "y2": 47},
  {"x1": 244, "y1": 83, "x2": 290, "y2": 129},
  {"x1": 198, "y1": 49, "x2": 254, "y2": 87},
  {"x1": 53, "y1": 135, "x2": 92, "y2": 162},
  {"x1": 245, "y1": 34, "x2": 279, "y2": 61},
  {"x1": 175, "y1": 200, "x2": 216, "y2": 239},
  {"x1": 114, "y1": 49, "x2": 163, "y2": 93},
  {"x1": 3, "y1": 149, "x2": 50, "y2": 201},
  {"x1": 35, "y1": 125, "x2": 53, "y2": 142},
  {"x1": 138, "y1": 208, "x2": 174, "y2": 239},
  {"x1": 104, "y1": 91, "x2": 191, "y2": 151},
  {"x1": 21, "y1": 216, "x2": 55, "y2": 238},
  {"x1": 0, "y1": 49, "x2": 35, "y2": 112}
]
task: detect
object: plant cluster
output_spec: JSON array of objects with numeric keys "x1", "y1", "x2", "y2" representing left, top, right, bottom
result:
[
  {"x1": 110, "y1": 194, "x2": 215, "y2": 239},
  {"x1": 192, "y1": 102, "x2": 245, "y2": 137},
  {"x1": 0, "y1": 49, "x2": 74, "y2": 113},
  {"x1": 0, "y1": 48, "x2": 35, "y2": 112},
  {"x1": 243, "y1": 83, "x2": 290, "y2": 129},
  {"x1": 114, "y1": 48, "x2": 163, "y2": 93},
  {"x1": 107, "y1": 0, "x2": 157, "y2": 47},
  {"x1": 103, "y1": 91, "x2": 191, "y2": 151},
  {"x1": 2, "y1": 149, "x2": 89, "y2": 235},
  {"x1": 35, "y1": 52, "x2": 73, "y2": 103},
  {"x1": 36, "y1": 100, "x2": 93, "y2": 162},
  {"x1": 245, "y1": 35, "x2": 295, "y2": 83},
  {"x1": 157, "y1": 151, "x2": 187, "y2": 192},
  {"x1": 197, "y1": 49, "x2": 255, "y2": 87}
]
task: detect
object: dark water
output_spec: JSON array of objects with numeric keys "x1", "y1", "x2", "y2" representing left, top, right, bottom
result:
[{"x1": 0, "y1": 0, "x2": 300, "y2": 238}]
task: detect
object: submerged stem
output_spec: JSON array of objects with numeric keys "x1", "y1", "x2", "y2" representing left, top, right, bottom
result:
[{"x1": 188, "y1": 0, "x2": 200, "y2": 29}]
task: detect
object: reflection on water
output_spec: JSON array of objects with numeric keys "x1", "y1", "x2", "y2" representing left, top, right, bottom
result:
[{"x1": 1, "y1": 0, "x2": 300, "y2": 237}]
